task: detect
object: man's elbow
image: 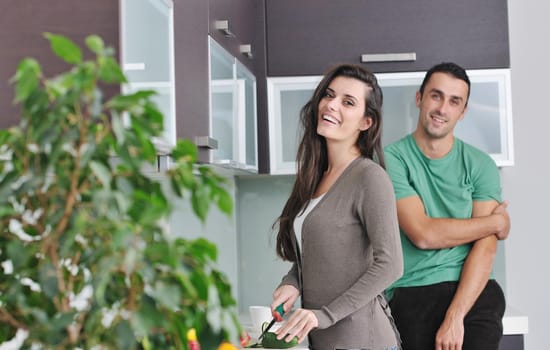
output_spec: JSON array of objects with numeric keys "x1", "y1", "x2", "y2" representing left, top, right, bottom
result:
[{"x1": 406, "y1": 233, "x2": 437, "y2": 250}]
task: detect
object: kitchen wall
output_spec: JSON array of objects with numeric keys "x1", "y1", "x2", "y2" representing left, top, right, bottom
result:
[
  {"x1": 503, "y1": 0, "x2": 550, "y2": 349},
  {"x1": 234, "y1": 2, "x2": 550, "y2": 349},
  {"x1": 235, "y1": 176, "x2": 506, "y2": 315},
  {"x1": 167, "y1": 0, "x2": 549, "y2": 347},
  {"x1": 167, "y1": 172, "x2": 240, "y2": 301}
]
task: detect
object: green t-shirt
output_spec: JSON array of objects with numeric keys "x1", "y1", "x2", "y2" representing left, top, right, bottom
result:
[{"x1": 384, "y1": 134, "x2": 501, "y2": 299}]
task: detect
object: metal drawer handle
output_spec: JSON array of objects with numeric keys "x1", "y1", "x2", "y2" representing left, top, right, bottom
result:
[
  {"x1": 361, "y1": 52, "x2": 417, "y2": 63},
  {"x1": 195, "y1": 136, "x2": 218, "y2": 150},
  {"x1": 214, "y1": 20, "x2": 235, "y2": 38},
  {"x1": 240, "y1": 44, "x2": 253, "y2": 59}
]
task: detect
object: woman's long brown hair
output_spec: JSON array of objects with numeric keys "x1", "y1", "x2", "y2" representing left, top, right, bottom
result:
[{"x1": 274, "y1": 64, "x2": 385, "y2": 261}]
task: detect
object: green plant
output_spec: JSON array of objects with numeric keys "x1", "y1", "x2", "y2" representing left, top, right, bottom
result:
[{"x1": 0, "y1": 33, "x2": 240, "y2": 349}]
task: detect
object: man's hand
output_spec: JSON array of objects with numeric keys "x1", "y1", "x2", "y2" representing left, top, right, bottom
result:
[
  {"x1": 435, "y1": 314, "x2": 464, "y2": 350},
  {"x1": 492, "y1": 200, "x2": 510, "y2": 240}
]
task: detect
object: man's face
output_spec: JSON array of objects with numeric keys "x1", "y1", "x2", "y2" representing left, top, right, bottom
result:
[{"x1": 416, "y1": 72, "x2": 469, "y2": 140}]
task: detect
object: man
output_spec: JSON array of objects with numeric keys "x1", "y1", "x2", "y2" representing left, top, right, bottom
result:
[{"x1": 384, "y1": 62, "x2": 511, "y2": 350}]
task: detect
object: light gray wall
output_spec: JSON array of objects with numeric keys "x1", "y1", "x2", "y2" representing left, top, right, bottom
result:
[
  {"x1": 167, "y1": 174, "x2": 240, "y2": 301},
  {"x1": 235, "y1": 175, "x2": 295, "y2": 315},
  {"x1": 503, "y1": 1, "x2": 550, "y2": 349}
]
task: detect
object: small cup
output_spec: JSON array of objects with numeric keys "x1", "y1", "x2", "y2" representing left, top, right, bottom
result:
[{"x1": 249, "y1": 305, "x2": 273, "y2": 333}]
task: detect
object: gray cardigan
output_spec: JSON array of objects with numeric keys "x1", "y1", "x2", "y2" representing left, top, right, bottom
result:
[{"x1": 280, "y1": 158, "x2": 403, "y2": 350}]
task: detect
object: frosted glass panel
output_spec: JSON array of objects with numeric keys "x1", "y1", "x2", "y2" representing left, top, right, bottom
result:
[
  {"x1": 236, "y1": 62, "x2": 258, "y2": 170},
  {"x1": 122, "y1": 0, "x2": 171, "y2": 82},
  {"x1": 378, "y1": 69, "x2": 513, "y2": 165},
  {"x1": 209, "y1": 38, "x2": 258, "y2": 171},
  {"x1": 211, "y1": 82, "x2": 236, "y2": 162},
  {"x1": 456, "y1": 81, "x2": 501, "y2": 154},
  {"x1": 280, "y1": 90, "x2": 309, "y2": 162},
  {"x1": 380, "y1": 85, "x2": 417, "y2": 146},
  {"x1": 211, "y1": 45, "x2": 234, "y2": 80}
]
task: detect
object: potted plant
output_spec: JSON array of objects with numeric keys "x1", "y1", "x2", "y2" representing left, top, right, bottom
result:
[{"x1": 0, "y1": 33, "x2": 241, "y2": 349}]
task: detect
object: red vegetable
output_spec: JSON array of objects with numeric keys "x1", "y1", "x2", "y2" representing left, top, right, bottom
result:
[
  {"x1": 272, "y1": 311, "x2": 283, "y2": 322},
  {"x1": 240, "y1": 331, "x2": 251, "y2": 347}
]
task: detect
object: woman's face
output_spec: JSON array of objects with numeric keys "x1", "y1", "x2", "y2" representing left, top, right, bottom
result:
[{"x1": 316, "y1": 76, "x2": 373, "y2": 144}]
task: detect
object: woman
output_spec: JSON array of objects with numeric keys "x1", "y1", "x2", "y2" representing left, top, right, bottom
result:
[{"x1": 271, "y1": 64, "x2": 403, "y2": 350}]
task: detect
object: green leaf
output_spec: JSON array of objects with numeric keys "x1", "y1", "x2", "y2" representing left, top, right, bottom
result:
[
  {"x1": 191, "y1": 186, "x2": 209, "y2": 222},
  {"x1": 172, "y1": 139, "x2": 198, "y2": 162},
  {"x1": 151, "y1": 281, "x2": 181, "y2": 310},
  {"x1": 44, "y1": 32, "x2": 82, "y2": 64},
  {"x1": 85, "y1": 35, "x2": 105, "y2": 54},
  {"x1": 188, "y1": 238, "x2": 218, "y2": 263},
  {"x1": 115, "y1": 320, "x2": 136, "y2": 349},
  {"x1": 132, "y1": 296, "x2": 166, "y2": 336},
  {"x1": 215, "y1": 187, "x2": 233, "y2": 215},
  {"x1": 111, "y1": 112, "x2": 125, "y2": 144},
  {"x1": 90, "y1": 161, "x2": 112, "y2": 187},
  {"x1": 11, "y1": 58, "x2": 42, "y2": 103},
  {"x1": 106, "y1": 90, "x2": 156, "y2": 111},
  {"x1": 98, "y1": 56, "x2": 127, "y2": 84}
]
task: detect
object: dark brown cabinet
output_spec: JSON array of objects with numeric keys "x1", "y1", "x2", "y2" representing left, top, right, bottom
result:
[
  {"x1": 0, "y1": 0, "x2": 120, "y2": 129},
  {"x1": 499, "y1": 334, "x2": 524, "y2": 350},
  {"x1": 208, "y1": 0, "x2": 259, "y2": 74},
  {"x1": 265, "y1": 0, "x2": 510, "y2": 76},
  {"x1": 176, "y1": 0, "x2": 264, "y2": 171}
]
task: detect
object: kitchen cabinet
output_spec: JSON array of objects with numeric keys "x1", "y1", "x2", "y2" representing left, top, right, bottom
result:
[
  {"x1": 208, "y1": 0, "x2": 258, "y2": 74},
  {"x1": 267, "y1": 69, "x2": 514, "y2": 174},
  {"x1": 121, "y1": 0, "x2": 176, "y2": 151},
  {"x1": 175, "y1": 0, "x2": 263, "y2": 172},
  {"x1": 208, "y1": 38, "x2": 258, "y2": 173},
  {"x1": 265, "y1": 0, "x2": 510, "y2": 76},
  {"x1": 0, "y1": 0, "x2": 120, "y2": 129},
  {"x1": 499, "y1": 335, "x2": 524, "y2": 350}
]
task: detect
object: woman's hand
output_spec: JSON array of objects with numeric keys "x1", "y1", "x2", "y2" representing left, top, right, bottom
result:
[
  {"x1": 271, "y1": 285, "x2": 300, "y2": 316},
  {"x1": 274, "y1": 308, "x2": 318, "y2": 344}
]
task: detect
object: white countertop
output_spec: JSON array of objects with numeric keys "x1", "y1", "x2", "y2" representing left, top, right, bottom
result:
[
  {"x1": 503, "y1": 305, "x2": 529, "y2": 335},
  {"x1": 239, "y1": 304, "x2": 528, "y2": 348}
]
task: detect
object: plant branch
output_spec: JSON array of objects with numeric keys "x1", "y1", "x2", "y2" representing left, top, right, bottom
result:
[{"x1": 0, "y1": 308, "x2": 27, "y2": 330}]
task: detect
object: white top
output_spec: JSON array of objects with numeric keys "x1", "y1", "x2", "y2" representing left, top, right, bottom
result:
[{"x1": 293, "y1": 194, "x2": 325, "y2": 253}]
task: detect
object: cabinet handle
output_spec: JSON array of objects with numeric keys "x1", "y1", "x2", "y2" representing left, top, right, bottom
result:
[
  {"x1": 361, "y1": 52, "x2": 417, "y2": 63},
  {"x1": 240, "y1": 44, "x2": 253, "y2": 59},
  {"x1": 123, "y1": 62, "x2": 146, "y2": 71},
  {"x1": 195, "y1": 136, "x2": 218, "y2": 150},
  {"x1": 214, "y1": 20, "x2": 235, "y2": 38}
]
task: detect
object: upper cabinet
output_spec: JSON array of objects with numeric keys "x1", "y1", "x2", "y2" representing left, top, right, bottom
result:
[
  {"x1": 0, "y1": 0, "x2": 120, "y2": 129},
  {"x1": 265, "y1": 0, "x2": 510, "y2": 76},
  {"x1": 208, "y1": 0, "x2": 259, "y2": 74},
  {"x1": 268, "y1": 69, "x2": 514, "y2": 174},
  {"x1": 207, "y1": 38, "x2": 258, "y2": 173},
  {"x1": 120, "y1": 0, "x2": 176, "y2": 152}
]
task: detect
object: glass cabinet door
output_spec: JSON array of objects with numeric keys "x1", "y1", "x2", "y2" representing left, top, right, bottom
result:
[
  {"x1": 236, "y1": 60, "x2": 258, "y2": 172},
  {"x1": 210, "y1": 38, "x2": 237, "y2": 165},
  {"x1": 267, "y1": 76, "x2": 321, "y2": 174},
  {"x1": 209, "y1": 37, "x2": 258, "y2": 173},
  {"x1": 120, "y1": 0, "x2": 175, "y2": 147},
  {"x1": 377, "y1": 69, "x2": 514, "y2": 166},
  {"x1": 267, "y1": 69, "x2": 513, "y2": 174}
]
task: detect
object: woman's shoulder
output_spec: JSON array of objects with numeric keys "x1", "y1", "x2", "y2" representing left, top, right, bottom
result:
[
  {"x1": 354, "y1": 157, "x2": 385, "y2": 173},
  {"x1": 350, "y1": 157, "x2": 391, "y2": 184}
]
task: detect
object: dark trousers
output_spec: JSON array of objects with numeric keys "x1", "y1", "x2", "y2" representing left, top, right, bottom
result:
[{"x1": 389, "y1": 280, "x2": 505, "y2": 350}]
